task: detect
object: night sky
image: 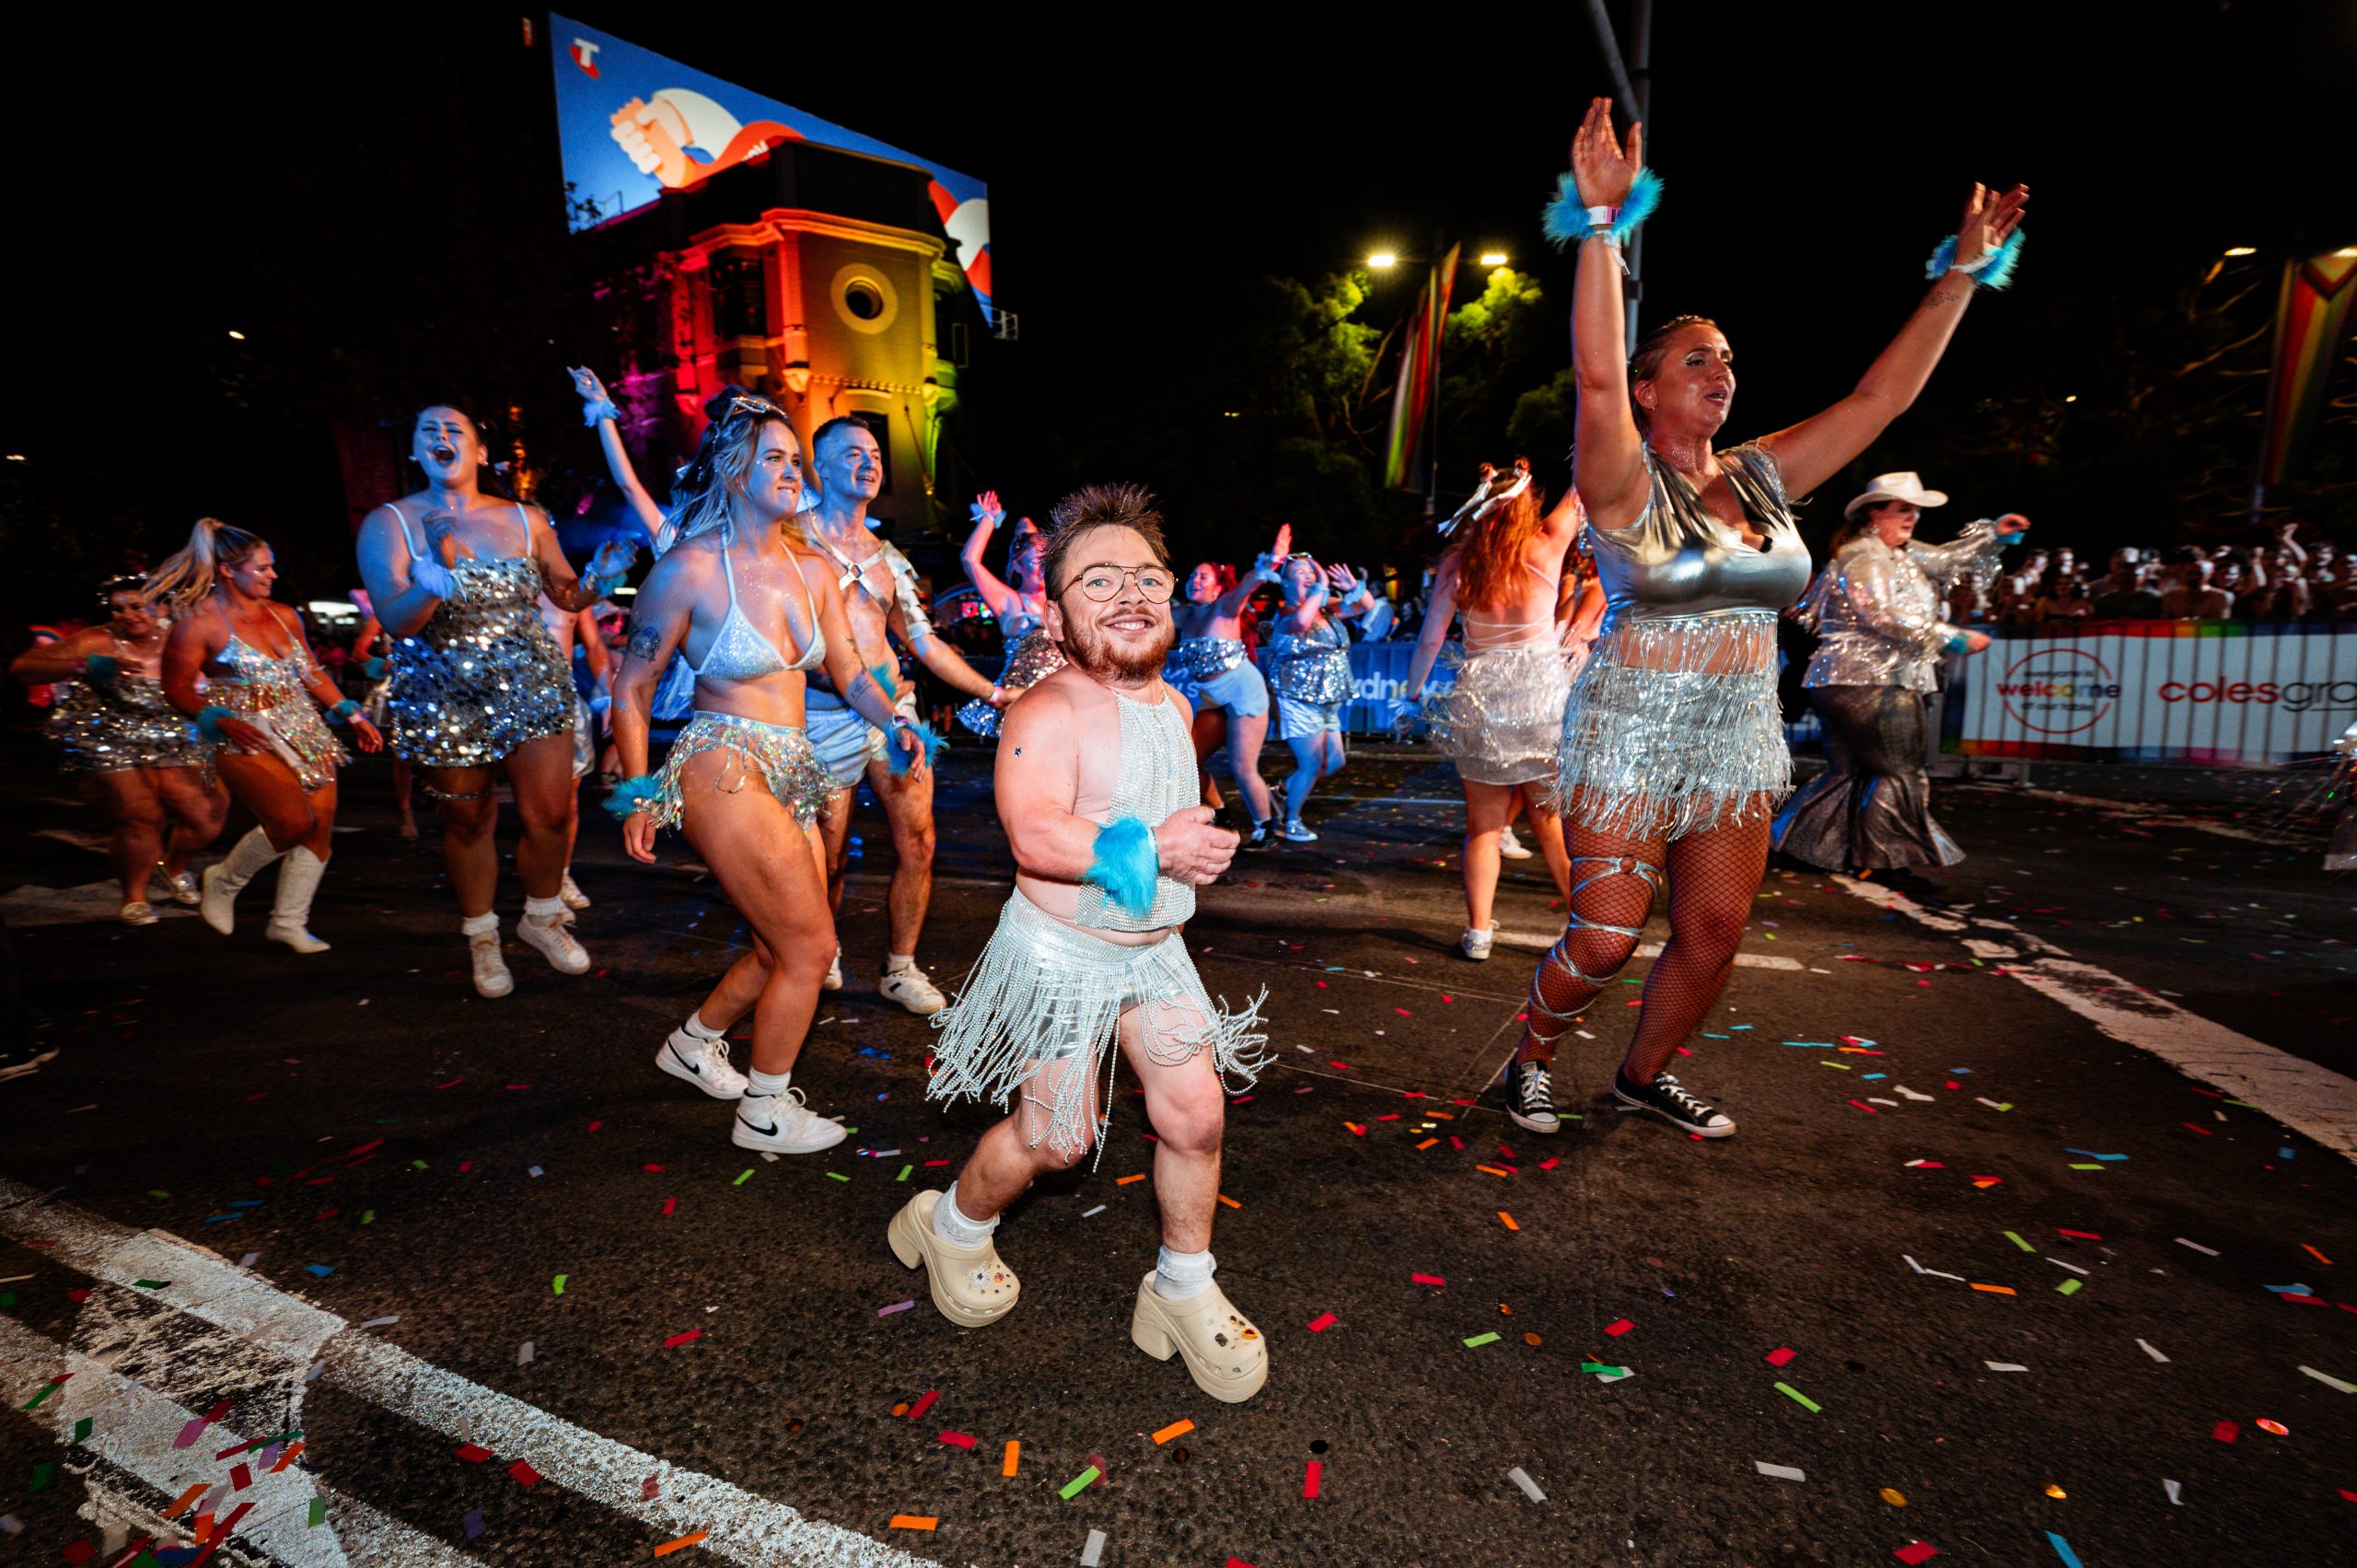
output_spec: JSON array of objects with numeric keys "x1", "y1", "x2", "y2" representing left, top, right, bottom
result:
[{"x1": 4, "y1": 2, "x2": 2352, "y2": 622}]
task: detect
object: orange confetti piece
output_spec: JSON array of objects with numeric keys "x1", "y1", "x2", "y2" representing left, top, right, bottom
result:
[
  {"x1": 269, "y1": 1441, "x2": 307, "y2": 1473},
  {"x1": 1116, "y1": 1174, "x2": 1147, "y2": 1185},
  {"x1": 1969, "y1": 1283, "x2": 2018, "y2": 1295},
  {"x1": 887, "y1": 1516, "x2": 938, "y2": 1532},
  {"x1": 2303, "y1": 1244, "x2": 2334, "y2": 1265},
  {"x1": 1153, "y1": 1419, "x2": 1196, "y2": 1445},
  {"x1": 1344, "y1": 1121, "x2": 1365, "y2": 1136},
  {"x1": 1476, "y1": 1164, "x2": 1513, "y2": 1178},
  {"x1": 1218, "y1": 1194, "x2": 1241, "y2": 1209},
  {"x1": 1414, "y1": 1138, "x2": 1438, "y2": 1150},
  {"x1": 1002, "y1": 1440, "x2": 1020, "y2": 1476},
  {"x1": 653, "y1": 1529, "x2": 711, "y2": 1556},
  {"x1": 1498, "y1": 1212, "x2": 1519, "y2": 1231},
  {"x1": 167, "y1": 1483, "x2": 206, "y2": 1518}
]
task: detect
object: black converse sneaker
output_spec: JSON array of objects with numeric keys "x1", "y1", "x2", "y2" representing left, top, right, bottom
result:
[
  {"x1": 1505, "y1": 1057, "x2": 1561, "y2": 1135},
  {"x1": 1612, "y1": 1072, "x2": 1735, "y2": 1137}
]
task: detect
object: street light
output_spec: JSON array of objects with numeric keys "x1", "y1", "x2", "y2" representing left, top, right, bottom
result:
[
  {"x1": 1478, "y1": 251, "x2": 1510, "y2": 268},
  {"x1": 1365, "y1": 251, "x2": 1399, "y2": 271},
  {"x1": 2223, "y1": 247, "x2": 2257, "y2": 258}
]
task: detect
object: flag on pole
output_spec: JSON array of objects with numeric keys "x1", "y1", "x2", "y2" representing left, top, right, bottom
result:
[
  {"x1": 1383, "y1": 244, "x2": 1461, "y2": 492},
  {"x1": 2259, "y1": 248, "x2": 2357, "y2": 486}
]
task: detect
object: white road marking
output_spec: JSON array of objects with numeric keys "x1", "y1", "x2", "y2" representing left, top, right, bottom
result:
[
  {"x1": 1830, "y1": 875, "x2": 2357, "y2": 1164},
  {"x1": 0, "y1": 1179, "x2": 942, "y2": 1568}
]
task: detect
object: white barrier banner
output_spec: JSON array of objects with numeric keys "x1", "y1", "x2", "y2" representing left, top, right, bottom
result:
[{"x1": 1952, "y1": 623, "x2": 2357, "y2": 763}]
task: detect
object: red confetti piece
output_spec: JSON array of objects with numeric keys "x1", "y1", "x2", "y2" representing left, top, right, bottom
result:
[
  {"x1": 1893, "y1": 1543, "x2": 1939, "y2": 1565},
  {"x1": 1306, "y1": 1313, "x2": 1337, "y2": 1332},
  {"x1": 2212, "y1": 1420, "x2": 2239, "y2": 1443},
  {"x1": 1849, "y1": 1100, "x2": 1879, "y2": 1114},
  {"x1": 1538, "y1": 1157, "x2": 1560, "y2": 1171},
  {"x1": 642, "y1": 1164, "x2": 665, "y2": 1173},
  {"x1": 2054, "y1": 1228, "x2": 2102, "y2": 1239},
  {"x1": 228, "y1": 1463, "x2": 251, "y2": 1492},
  {"x1": 1411, "y1": 1273, "x2": 1446, "y2": 1287},
  {"x1": 1393, "y1": 1007, "x2": 1411, "y2": 1016},
  {"x1": 664, "y1": 1330, "x2": 702, "y2": 1349},
  {"x1": 586, "y1": 1121, "x2": 602, "y2": 1132},
  {"x1": 938, "y1": 1430, "x2": 976, "y2": 1449},
  {"x1": 507, "y1": 1459, "x2": 540, "y2": 1488},
  {"x1": 908, "y1": 1389, "x2": 940, "y2": 1420},
  {"x1": 1304, "y1": 1458, "x2": 1323, "y2": 1498},
  {"x1": 456, "y1": 1444, "x2": 492, "y2": 1462},
  {"x1": 1765, "y1": 1347, "x2": 1795, "y2": 1366},
  {"x1": 2180, "y1": 1122, "x2": 2213, "y2": 1135},
  {"x1": 662, "y1": 1198, "x2": 677, "y2": 1215},
  {"x1": 1329, "y1": 1061, "x2": 1353, "y2": 1071},
  {"x1": 1604, "y1": 1319, "x2": 1633, "y2": 1337}
]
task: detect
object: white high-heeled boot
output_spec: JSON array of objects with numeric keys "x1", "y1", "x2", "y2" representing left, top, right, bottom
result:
[
  {"x1": 201, "y1": 828, "x2": 287, "y2": 936},
  {"x1": 265, "y1": 847, "x2": 331, "y2": 954}
]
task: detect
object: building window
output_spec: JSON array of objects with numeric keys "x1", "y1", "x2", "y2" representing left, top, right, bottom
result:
[
  {"x1": 829, "y1": 264, "x2": 900, "y2": 336},
  {"x1": 709, "y1": 253, "x2": 765, "y2": 340},
  {"x1": 844, "y1": 280, "x2": 886, "y2": 321}
]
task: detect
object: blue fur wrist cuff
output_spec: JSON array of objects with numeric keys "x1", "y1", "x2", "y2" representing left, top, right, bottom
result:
[
  {"x1": 82, "y1": 654, "x2": 120, "y2": 683},
  {"x1": 1926, "y1": 228, "x2": 2025, "y2": 290},
  {"x1": 604, "y1": 774, "x2": 660, "y2": 819},
  {"x1": 884, "y1": 717, "x2": 946, "y2": 776},
  {"x1": 1944, "y1": 633, "x2": 1972, "y2": 655},
  {"x1": 359, "y1": 656, "x2": 389, "y2": 679},
  {"x1": 1542, "y1": 166, "x2": 1663, "y2": 250},
  {"x1": 1084, "y1": 816, "x2": 1160, "y2": 916},
  {"x1": 193, "y1": 704, "x2": 233, "y2": 741},
  {"x1": 329, "y1": 699, "x2": 360, "y2": 722}
]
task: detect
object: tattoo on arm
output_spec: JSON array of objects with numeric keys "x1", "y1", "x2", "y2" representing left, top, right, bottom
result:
[{"x1": 625, "y1": 616, "x2": 664, "y2": 662}]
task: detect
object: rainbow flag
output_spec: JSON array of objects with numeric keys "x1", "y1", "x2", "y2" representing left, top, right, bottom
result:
[
  {"x1": 1383, "y1": 245, "x2": 1461, "y2": 492},
  {"x1": 2259, "y1": 249, "x2": 2357, "y2": 486}
]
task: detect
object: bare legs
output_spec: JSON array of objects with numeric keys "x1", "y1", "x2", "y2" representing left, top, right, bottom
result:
[
  {"x1": 420, "y1": 730, "x2": 576, "y2": 918},
  {"x1": 391, "y1": 758, "x2": 416, "y2": 838},
  {"x1": 675, "y1": 760, "x2": 834, "y2": 1078},
  {"x1": 863, "y1": 754, "x2": 937, "y2": 961},
  {"x1": 215, "y1": 753, "x2": 335, "y2": 858},
  {"x1": 81, "y1": 773, "x2": 168, "y2": 906},
  {"x1": 688, "y1": 822, "x2": 830, "y2": 1037},
  {"x1": 1281, "y1": 730, "x2": 1346, "y2": 826},
  {"x1": 1190, "y1": 706, "x2": 1276, "y2": 826},
  {"x1": 152, "y1": 769, "x2": 230, "y2": 880},
  {"x1": 1192, "y1": 706, "x2": 1229, "y2": 811}
]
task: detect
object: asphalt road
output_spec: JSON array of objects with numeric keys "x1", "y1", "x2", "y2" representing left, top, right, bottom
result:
[{"x1": 4, "y1": 734, "x2": 2354, "y2": 1567}]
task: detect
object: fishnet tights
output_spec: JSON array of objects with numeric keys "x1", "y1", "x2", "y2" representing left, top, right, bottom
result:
[{"x1": 1519, "y1": 813, "x2": 1772, "y2": 1084}]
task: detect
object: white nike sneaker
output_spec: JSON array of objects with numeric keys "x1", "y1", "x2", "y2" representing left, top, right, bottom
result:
[
  {"x1": 657, "y1": 1028, "x2": 748, "y2": 1099},
  {"x1": 731, "y1": 1088, "x2": 847, "y2": 1155},
  {"x1": 517, "y1": 912, "x2": 591, "y2": 975},
  {"x1": 470, "y1": 929, "x2": 514, "y2": 999},
  {"x1": 879, "y1": 963, "x2": 946, "y2": 1016},
  {"x1": 559, "y1": 872, "x2": 591, "y2": 911},
  {"x1": 1497, "y1": 826, "x2": 1533, "y2": 860}
]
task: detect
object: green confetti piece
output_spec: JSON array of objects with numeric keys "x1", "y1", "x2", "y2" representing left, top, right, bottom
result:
[
  {"x1": 1991, "y1": 1101, "x2": 2014, "y2": 1111},
  {"x1": 22, "y1": 1379, "x2": 64, "y2": 1411},
  {"x1": 896, "y1": 1165, "x2": 912, "y2": 1182},
  {"x1": 2003, "y1": 1231, "x2": 2035, "y2": 1252},
  {"x1": 147, "y1": 1191, "x2": 169, "y2": 1199},
  {"x1": 733, "y1": 1169, "x2": 754, "y2": 1187},
  {"x1": 1817, "y1": 1061, "x2": 1852, "y2": 1071},
  {"x1": 1579, "y1": 1361, "x2": 1630, "y2": 1376},
  {"x1": 551, "y1": 1274, "x2": 567, "y2": 1295},
  {"x1": 2067, "y1": 1163, "x2": 2104, "y2": 1170},
  {"x1": 0, "y1": 1292, "x2": 17, "y2": 1309},
  {"x1": 131, "y1": 1279, "x2": 168, "y2": 1290},
  {"x1": 2056, "y1": 1278, "x2": 2082, "y2": 1295},
  {"x1": 309, "y1": 1497, "x2": 327, "y2": 1527},
  {"x1": 1463, "y1": 1331, "x2": 1502, "y2": 1347},
  {"x1": 360, "y1": 1211, "x2": 374, "y2": 1225},
  {"x1": 826, "y1": 1172, "x2": 851, "y2": 1182},
  {"x1": 29, "y1": 1461, "x2": 54, "y2": 1492},
  {"x1": 1058, "y1": 1466, "x2": 1101, "y2": 1500},
  {"x1": 411, "y1": 1159, "x2": 427, "y2": 1169},
  {"x1": 2223, "y1": 1098, "x2": 2260, "y2": 1109},
  {"x1": 1774, "y1": 1381, "x2": 1821, "y2": 1413},
  {"x1": 72, "y1": 1417, "x2": 91, "y2": 1443}
]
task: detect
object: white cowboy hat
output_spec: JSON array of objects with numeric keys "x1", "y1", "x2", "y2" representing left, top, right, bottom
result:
[{"x1": 1843, "y1": 471, "x2": 1949, "y2": 520}]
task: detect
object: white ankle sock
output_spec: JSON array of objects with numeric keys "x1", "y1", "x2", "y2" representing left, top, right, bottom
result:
[
  {"x1": 745, "y1": 1068, "x2": 791, "y2": 1100},
  {"x1": 886, "y1": 953, "x2": 916, "y2": 974},
  {"x1": 682, "y1": 1012, "x2": 726, "y2": 1042},
  {"x1": 932, "y1": 1182, "x2": 997, "y2": 1246},
  {"x1": 1154, "y1": 1246, "x2": 1215, "y2": 1302},
  {"x1": 523, "y1": 894, "x2": 567, "y2": 924},
  {"x1": 460, "y1": 912, "x2": 500, "y2": 939}
]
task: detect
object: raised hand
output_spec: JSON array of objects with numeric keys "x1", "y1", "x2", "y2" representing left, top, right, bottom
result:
[
  {"x1": 1953, "y1": 181, "x2": 2029, "y2": 270},
  {"x1": 569, "y1": 366, "x2": 611, "y2": 405},
  {"x1": 1324, "y1": 561, "x2": 1357, "y2": 594},
  {"x1": 970, "y1": 490, "x2": 1005, "y2": 529},
  {"x1": 1571, "y1": 96, "x2": 1643, "y2": 210},
  {"x1": 1271, "y1": 523, "x2": 1293, "y2": 563}
]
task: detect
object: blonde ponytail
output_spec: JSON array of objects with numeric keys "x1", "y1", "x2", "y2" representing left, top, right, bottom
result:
[{"x1": 145, "y1": 517, "x2": 263, "y2": 607}]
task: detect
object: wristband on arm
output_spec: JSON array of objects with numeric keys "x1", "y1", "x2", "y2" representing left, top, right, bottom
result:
[
  {"x1": 604, "y1": 774, "x2": 659, "y2": 819},
  {"x1": 1083, "y1": 816, "x2": 1160, "y2": 916},
  {"x1": 193, "y1": 704, "x2": 235, "y2": 741}
]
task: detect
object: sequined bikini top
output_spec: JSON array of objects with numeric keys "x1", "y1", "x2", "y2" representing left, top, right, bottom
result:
[
  {"x1": 1588, "y1": 443, "x2": 1812, "y2": 631},
  {"x1": 690, "y1": 535, "x2": 824, "y2": 681},
  {"x1": 215, "y1": 631, "x2": 309, "y2": 709}
]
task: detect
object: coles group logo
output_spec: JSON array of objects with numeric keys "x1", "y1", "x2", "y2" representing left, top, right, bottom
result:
[{"x1": 1995, "y1": 648, "x2": 2119, "y2": 736}]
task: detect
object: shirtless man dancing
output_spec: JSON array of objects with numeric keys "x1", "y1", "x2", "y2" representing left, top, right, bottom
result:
[{"x1": 888, "y1": 483, "x2": 1274, "y2": 1403}]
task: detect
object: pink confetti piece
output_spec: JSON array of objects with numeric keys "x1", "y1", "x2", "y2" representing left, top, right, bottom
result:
[
  {"x1": 1765, "y1": 1347, "x2": 1796, "y2": 1366},
  {"x1": 1604, "y1": 1319, "x2": 1633, "y2": 1337},
  {"x1": 1306, "y1": 1313, "x2": 1338, "y2": 1332},
  {"x1": 878, "y1": 1299, "x2": 916, "y2": 1317},
  {"x1": 938, "y1": 1431, "x2": 976, "y2": 1449}
]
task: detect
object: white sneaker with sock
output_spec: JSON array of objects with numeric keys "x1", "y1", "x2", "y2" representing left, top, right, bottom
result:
[
  {"x1": 878, "y1": 958, "x2": 946, "y2": 1016},
  {"x1": 201, "y1": 828, "x2": 286, "y2": 935},
  {"x1": 464, "y1": 914, "x2": 513, "y2": 999},
  {"x1": 732, "y1": 1086, "x2": 846, "y2": 1155},
  {"x1": 559, "y1": 872, "x2": 591, "y2": 911},
  {"x1": 1497, "y1": 826, "x2": 1533, "y2": 860},
  {"x1": 517, "y1": 896, "x2": 590, "y2": 974},
  {"x1": 657, "y1": 1018, "x2": 748, "y2": 1099},
  {"x1": 265, "y1": 848, "x2": 331, "y2": 954}
]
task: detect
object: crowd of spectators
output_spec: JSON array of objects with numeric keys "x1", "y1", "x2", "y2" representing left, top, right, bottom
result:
[{"x1": 1943, "y1": 523, "x2": 2354, "y2": 625}]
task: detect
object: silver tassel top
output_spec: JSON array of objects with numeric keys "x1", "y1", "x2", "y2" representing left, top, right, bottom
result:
[
  {"x1": 1587, "y1": 442, "x2": 1813, "y2": 646},
  {"x1": 1798, "y1": 521, "x2": 2005, "y2": 691}
]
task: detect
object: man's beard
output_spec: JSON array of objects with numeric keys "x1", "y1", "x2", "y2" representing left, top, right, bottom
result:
[{"x1": 1062, "y1": 613, "x2": 1174, "y2": 682}]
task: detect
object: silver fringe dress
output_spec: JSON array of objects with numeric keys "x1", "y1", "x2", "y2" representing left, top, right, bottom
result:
[
  {"x1": 388, "y1": 552, "x2": 576, "y2": 769},
  {"x1": 1772, "y1": 523, "x2": 2007, "y2": 870},
  {"x1": 1552, "y1": 442, "x2": 1812, "y2": 839},
  {"x1": 929, "y1": 687, "x2": 1271, "y2": 1162},
  {"x1": 1424, "y1": 615, "x2": 1573, "y2": 788},
  {"x1": 47, "y1": 653, "x2": 206, "y2": 775},
  {"x1": 210, "y1": 634, "x2": 352, "y2": 793}
]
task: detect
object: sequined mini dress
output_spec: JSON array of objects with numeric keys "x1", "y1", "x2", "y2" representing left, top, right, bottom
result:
[
  {"x1": 46, "y1": 640, "x2": 206, "y2": 775},
  {"x1": 383, "y1": 504, "x2": 575, "y2": 769},
  {"x1": 210, "y1": 632, "x2": 352, "y2": 793},
  {"x1": 1553, "y1": 442, "x2": 1813, "y2": 839}
]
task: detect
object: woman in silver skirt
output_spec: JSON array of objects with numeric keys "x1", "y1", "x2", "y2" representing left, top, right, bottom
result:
[
  {"x1": 1774, "y1": 472, "x2": 2026, "y2": 875},
  {"x1": 1173, "y1": 531, "x2": 1285, "y2": 845},
  {"x1": 1268, "y1": 555, "x2": 1384, "y2": 842},
  {"x1": 10, "y1": 577, "x2": 228, "y2": 923},
  {"x1": 1404, "y1": 466, "x2": 1600, "y2": 959},
  {"x1": 1504, "y1": 98, "x2": 2026, "y2": 1140}
]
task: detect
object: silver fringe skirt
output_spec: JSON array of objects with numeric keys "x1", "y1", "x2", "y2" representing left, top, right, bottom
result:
[
  {"x1": 929, "y1": 889, "x2": 1271, "y2": 1163},
  {"x1": 1550, "y1": 613, "x2": 1792, "y2": 841},
  {"x1": 1424, "y1": 643, "x2": 1572, "y2": 787},
  {"x1": 646, "y1": 712, "x2": 832, "y2": 830}
]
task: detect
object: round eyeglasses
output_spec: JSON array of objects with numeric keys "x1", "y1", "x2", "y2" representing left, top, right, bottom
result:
[{"x1": 1068, "y1": 564, "x2": 1175, "y2": 603}]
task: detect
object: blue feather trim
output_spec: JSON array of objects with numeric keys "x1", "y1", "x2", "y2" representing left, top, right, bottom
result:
[
  {"x1": 1541, "y1": 168, "x2": 1663, "y2": 250},
  {"x1": 604, "y1": 774, "x2": 660, "y2": 819},
  {"x1": 884, "y1": 717, "x2": 946, "y2": 776},
  {"x1": 1925, "y1": 228, "x2": 2025, "y2": 290},
  {"x1": 193, "y1": 704, "x2": 233, "y2": 742},
  {"x1": 1084, "y1": 816, "x2": 1160, "y2": 917},
  {"x1": 869, "y1": 661, "x2": 900, "y2": 700}
]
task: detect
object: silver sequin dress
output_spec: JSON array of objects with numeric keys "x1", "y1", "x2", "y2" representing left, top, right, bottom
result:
[
  {"x1": 210, "y1": 634, "x2": 352, "y2": 793},
  {"x1": 1553, "y1": 442, "x2": 1813, "y2": 839},
  {"x1": 387, "y1": 548, "x2": 575, "y2": 770},
  {"x1": 46, "y1": 653, "x2": 206, "y2": 775}
]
